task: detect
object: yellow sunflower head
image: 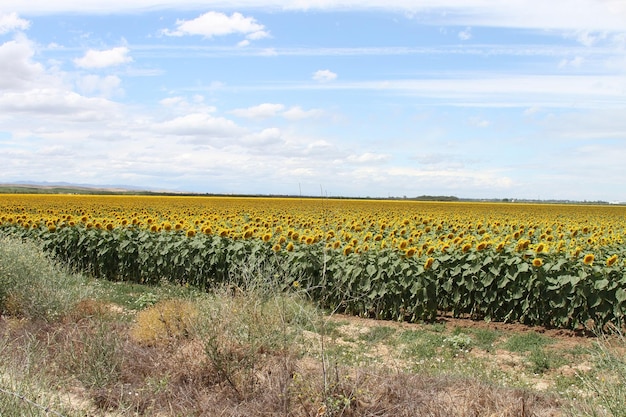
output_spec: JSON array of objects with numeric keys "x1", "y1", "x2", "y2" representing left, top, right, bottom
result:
[
  {"x1": 424, "y1": 257, "x2": 435, "y2": 270},
  {"x1": 583, "y1": 254, "x2": 594, "y2": 265},
  {"x1": 606, "y1": 254, "x2": 618, "y2": 267},
  {"x1": 532, "y1": 258, "x2": 543, "y2": 268}
]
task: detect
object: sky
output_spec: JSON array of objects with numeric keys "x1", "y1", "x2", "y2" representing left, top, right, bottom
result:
[{"x1": 1, "y1": 1, "x2": 625, "y2": 201}]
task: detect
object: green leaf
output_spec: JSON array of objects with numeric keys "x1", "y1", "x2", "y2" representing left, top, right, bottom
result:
[{"x1": 594, "y1": 279, "x2": 609, "y2": 290}]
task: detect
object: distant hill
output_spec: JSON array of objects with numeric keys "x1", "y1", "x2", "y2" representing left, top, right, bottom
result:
[{"x1": 0, "y1": 181, "x2": 170, "y2": 195}]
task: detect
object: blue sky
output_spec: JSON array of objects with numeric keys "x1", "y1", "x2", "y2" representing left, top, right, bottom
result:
[{"x1": 1, "y1": 1, "x2": 625, "y2": 201}]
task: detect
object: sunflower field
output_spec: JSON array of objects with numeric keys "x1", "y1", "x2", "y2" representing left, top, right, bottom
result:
[{"x1": 1, "y1": 194, "x2": 625, "y2": 329}]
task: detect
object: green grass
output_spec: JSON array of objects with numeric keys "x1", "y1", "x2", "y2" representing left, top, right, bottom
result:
[
  {"x1": 500, "y1": 331, "x2": 553, "y2": 353},
  {"x1": 0, "y1": 236, "x2": 93, "y2": 320}
]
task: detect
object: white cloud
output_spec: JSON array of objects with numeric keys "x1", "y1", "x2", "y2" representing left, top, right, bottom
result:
[
  {"x1": 276, "y1": 75, "x2": 626, "y2": 109},
  {"x1": 558, "y1": 56, "x2": 584, "y2": 68},
  {"x1": 313, "y1": 69, "x2": 337, "y2": 82},
  {"x1": 231, "y1": 103, "x2": 285, "y2": 118},
  {"x1": 468, "y1": 117, "x2": 490, "y2": 127},
  {"x1": 282, "y1": 106, "x2": 324, "y2": 120},
  {"x1": 74, "y1": 46, "x2": 133, "y2": 69},
  {"x1": 76, "y1": 74, "x2": 123, "y2": 98},
  {"x1": 242, "y1": 127, "x2": 283, "y2": 146},
  {"x1": 159, "y1": 96, "x2": 185, "y2": 107},
  {"x1": 458, "y1": 27, "x2": 471, "y2": 40},
  {"x1": 155, "y1": 113, "x2": 244, "y2": 139},
  {"x1": 0, "y1": 36, "x2": 45, "y2": 90},
  {"x1": 0, "y1": 88, "x2": 119, "y2": 121},
  {"x1": 346, "y1": 152, "x2": 391, "y2": 163},
  {"x1": 0, "y1": 12, "x2": 30, "y2": 34},
  {"x1": 4, "y1": 1, "x2": 626, "y2": 32},
  {"x1": 162, "y1": 11, "x2": 269, "y2": 41}
]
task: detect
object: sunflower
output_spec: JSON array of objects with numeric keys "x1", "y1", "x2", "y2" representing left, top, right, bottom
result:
[
  {"x1": 286, "y1": 242, "x2": 294, "y2": 252},
  {"x1": 606, "y1": 254, "x2": 618, "y2": 267},
  {"x1": 476, "y1": 242, "x2": 487, "y2": 251},
  {"x1": 186, "y1": 229, "x2": 196, "y2": 238},
  {"x1": 343, "y1": 245, "x2": 353, "y2": 256},
  {"x1": 405, "y1": 247, "x2": 417, "y2": 257},
  {"x1": 272, "y1": 243, "x2": 281, "y2": 252},
  {"x1": 262, "y1": 233, "x2": 272, "y2": 242},
  {"x1": 532, "y1": 258, "x2": 543, "y2": 268},
  {"x1": 583, "y1": 254, "x2": 594, "y2": 265},
  {"x1": 424, "y1": 257, "x2": 435, "y2": 270},
  {"x1": 535, "y1": 243, "x2": 545, "y2": 253}
]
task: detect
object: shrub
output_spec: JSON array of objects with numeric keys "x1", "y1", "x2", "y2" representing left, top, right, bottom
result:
[{"x1": 131, "y1": 299, "x2": 199, "y2": 345}]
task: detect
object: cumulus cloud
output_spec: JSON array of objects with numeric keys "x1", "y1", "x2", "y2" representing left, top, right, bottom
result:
[
  {"x1": 231, "y1": 103, "x2": 285, "y2": 119},
  {"x1": 230, "y1": 103, "x2": 325, "y2": 120},
  {"x1": 0, "y1": 36, "x2": 45, "y2": 90},
  {"x1": 162, "y1": 11, "x2": 269, "y2": 41},
  {"x1": 346, "y1": 152, "x2": 391, "y2": 164},
  {"x1": 0, "y1": 88, "x2": 119, "y2": 121},
  {"x1": 74, "y1": 46, "x2": 133, "y2": 69},
  {"x1": 242, "y1": 127, "x2": 284, "y2": 146},
  {"x1": 312, "y1": 69, "x2": 337, "y2": 82},
  {"x1": 155, "y1": 113, "x2": 244, "y2": 139},
  {"x1": 0, "y1": 12, "x2": 30, "y2": 34},
  {"x1": 282, "y1": 106, "x2": 324, "y2": 120}
]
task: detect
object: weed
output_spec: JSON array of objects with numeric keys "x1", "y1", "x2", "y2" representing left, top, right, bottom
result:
[
  {"x1": 501, "y1": 331, "x2": 553, "y2": 353},
  {"x1": 573, "y1": 332, "x2": 626, "y2": 417},
  {"x1": 358, "y1": 325, "x2": 396, "y2": 343},
  {"x1": 131, "y1": 299, "x2": 198, "y2": 345},
  {"x1": 0, "y1": 237, "x2": 92, "y2": 320}
]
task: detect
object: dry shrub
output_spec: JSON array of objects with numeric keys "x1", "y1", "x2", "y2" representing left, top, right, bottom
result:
[{"x1": 131, "y1": 299, "x2": 198, "y2": 345}]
